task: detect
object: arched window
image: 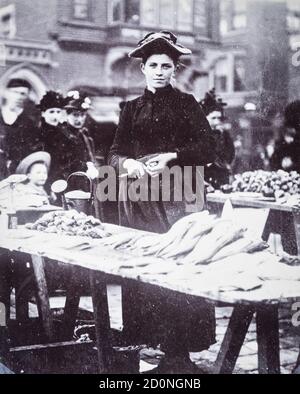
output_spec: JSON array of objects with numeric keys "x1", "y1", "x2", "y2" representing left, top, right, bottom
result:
[{"x1": 0, "y1": 65, "x2": 48, "y2": 102}]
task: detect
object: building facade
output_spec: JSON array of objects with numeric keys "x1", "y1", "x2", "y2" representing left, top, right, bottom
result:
[
  {"x1": 0, "y1": 0, "x2": 221, "y2": 116},
  {"x1": 214, "y1": 0, "x2": 298, "y2": 114},
  {"x1": 287, "y1": 0, "x2": 300, "y2": 101},
  {"x1": 206, "y1": 0, "x2": 298, "y2": 170}
]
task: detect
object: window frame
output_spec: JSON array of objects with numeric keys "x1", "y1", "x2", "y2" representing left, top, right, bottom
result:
[
  {"x1": 176, "y1": 0, "x2": 194, "y2": 32},
  {"x1": 0, "y1": 4, "x2": 16, "y2": 39},
  {"x1": 124, "y1": 0, "x2": 141, "y2": 25},
  {"x1": 108, "y1": 0, "x2": 125, "y2": 24},
  {"x1": 72, "y1": 0, "x2": 93, "y2": 22},
  {"x1": 107, "y1": 0, "x2": 211, "y2": 37},
  {"x1": 220, "y1": 0, "x2": 247, "y2": 34},
  {"x1": 233, "y1": 54, "x2": 247, "y2": 92},
  {"x1": 157, "y1": 0, "x2": 175, "y2": 30},
  {"x1": 193, "y1": 0, "x2": 209, "y2": 37}
]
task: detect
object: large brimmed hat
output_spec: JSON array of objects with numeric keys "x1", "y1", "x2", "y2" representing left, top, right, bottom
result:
[
  {"x1": 16, "y1": 151, "x2": 51, "y2": 175},
  {"x1": 128, "y1": 31, "x2": 192, "y2": 58},
  {"x1": 38, "y1": 91, "x2": 66, "y2": 111}
]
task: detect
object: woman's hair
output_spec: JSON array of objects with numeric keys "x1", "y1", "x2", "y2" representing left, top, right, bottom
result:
[
  {"x1": 284, "y1": 100, "x2": 300, "y2": 129},
  {"x1": 141, "y1": 46, "x2": 180, "y2": 65}
]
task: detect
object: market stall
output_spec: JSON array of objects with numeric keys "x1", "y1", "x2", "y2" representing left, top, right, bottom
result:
[
  {"x1": 207, "y1": 193, "x2": 300, "y2": 256},
  {"x1": 1, "y1": 209, "x2": 300, "y2": 374},
  {"x1": 208, "y1": 170, "x2": 300, "y2": 255}
]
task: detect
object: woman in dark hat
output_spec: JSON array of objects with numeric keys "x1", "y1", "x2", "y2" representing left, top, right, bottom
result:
[
  {"x1": 108, "y1": 31, "x2": 216, "y2": 373},
  {"x1": 200, "y1": 88, "x2": 235, "y2": 189},
  {"x1": 57, "y1": 91, "x2": 96, "y2": 179},
  {"x1": 38, "y1": 90, "x2": 66, "y2": 184}
]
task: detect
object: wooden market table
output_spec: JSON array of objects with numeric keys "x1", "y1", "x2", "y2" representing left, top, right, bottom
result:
[
  {"x1": 1, "y1": 225, "x2": 300, "y2": 374},
  {"x1": 207, "y1": 192, "x2": 300, "y2": 256}
]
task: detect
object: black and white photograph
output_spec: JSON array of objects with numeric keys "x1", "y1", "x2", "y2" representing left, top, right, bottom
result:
[{"x1": 0, "y1": 0, "x2": 300, "y2": 377}]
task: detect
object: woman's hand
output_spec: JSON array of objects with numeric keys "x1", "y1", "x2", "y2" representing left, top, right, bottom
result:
[
  {"x1": 123, "y1": 158, "x2": 147, "y2": 179},
  {"x1": 145, "y1": 152, "x2": 177, "y2": 177}
]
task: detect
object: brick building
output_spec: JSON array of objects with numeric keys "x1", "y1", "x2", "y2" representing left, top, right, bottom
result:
[
  {"x1": 0, "y1": 0, "x2": 221, "y2": 116},
  {"x1": 206, "y1": 0, "x2": 299, "y2": 167},
  {"x1": 214, "y1": 0, "x2": 300, "y2": 113}
]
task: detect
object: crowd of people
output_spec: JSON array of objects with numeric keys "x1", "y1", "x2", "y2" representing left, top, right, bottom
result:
[
  {"x1": 1, "y1": 29, "x2": 300, "y2": 373},
  {"x1": 1, "y1": 70, "x2": 299, "y2": 215}
]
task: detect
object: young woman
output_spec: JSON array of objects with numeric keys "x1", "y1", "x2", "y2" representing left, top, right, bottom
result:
[
  {"x1": 109, "y1": 31, "x2": 216, "y2": 233},
  {"x1": 108, "y1": 31, "x2": 216, "y2": 373},
  {"x1": 37, "y1": 90, "x2": 66, "y2": 184}
]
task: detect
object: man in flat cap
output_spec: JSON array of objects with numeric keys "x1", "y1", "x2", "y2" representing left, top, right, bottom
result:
[{"x1": 0, "y1": 78, "x2": 40, "y2": 180}]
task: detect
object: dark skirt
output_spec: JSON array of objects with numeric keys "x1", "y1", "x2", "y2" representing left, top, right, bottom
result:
[
  {"x1": 117, "y1": 169, "x2": 215, "y2": 352},
  {"x1": 122, "y1": 280, "x2": 216, "y2": 353},
  {"x1": 118, "y1": 164, "x2": 205, "y2": 233}
]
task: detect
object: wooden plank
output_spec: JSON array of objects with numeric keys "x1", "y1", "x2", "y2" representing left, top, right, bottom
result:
[
  {"x1": 61, "y1": 266, "x2": 82, "y2": 341},
  {"x1": 214, "y1": 305, "x2": 255, "y2": 374},
  {"x1": 10, "y1": 340, "x2": 93, "y2": 352},
  {"x1": 0, "y1": 362, "x2": 14, "y2": 374},
  {"x1": 296, "y1": 350, "x2": 300, "y2": 371},
  {"x1": 256, "y1": 305, "x2": 280, "y2": 374},
  {"x1": 207, "y1": 192, "x2": 296, "y2": 212},
  {"x1": 89, "y1": 271, "x2": 113, "y2": 373},
  {"x1": 1, "y1": 227, "x2": 300, "y2": 306},
  {"x1": 293, "y1": 210, "x2": 300, "y2": 257},
  {"x1": 13, "y1": 254, "x2": 32, "y2": 323},
  {"x1": 10, "y1": 339, "x2": 97, "y2": 374},
  {"x1": 30, "y1": 255, "x2": 53, "y2": 342},
  {"x1": 0, "y1": 326, "x2": 12, "y2": 374},
  {"x1": 0, "y1": 326, "x2": 9, "y2": 361}
]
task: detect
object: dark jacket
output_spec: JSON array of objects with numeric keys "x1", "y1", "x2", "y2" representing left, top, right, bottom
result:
[
  {"x1": 270, "y1": 136, "x2": 300, "y2": 173},
  {"x1": 109, "y1": 85, "x2": 215, "y2": 170},
  {"x1": 205, "y1": 128, "x2": 235, "y2": 188},
  {"x1": 38, "y1": 120, "x2": 66, "y2": 184},
  {"x1": 108, "y1": 85, "x2": 216, "y2": 233},
  {"x1": 0, "y1": 109, "x2": 40, "y2": 178},
  {"x1": 57, "y1": 123, "x2": 95, "y2": 180},
  {"x1": 85, "y1": 115, "x2": 116, "y2": 166}
]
